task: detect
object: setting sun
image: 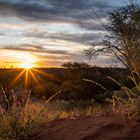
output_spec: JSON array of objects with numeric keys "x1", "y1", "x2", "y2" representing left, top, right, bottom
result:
[
  {"x1": 17, "y1": 53, "x2": 37, "y2": 69},
  {"x1": 19, "y1": 60, "x2": 35, "y2": 69}
]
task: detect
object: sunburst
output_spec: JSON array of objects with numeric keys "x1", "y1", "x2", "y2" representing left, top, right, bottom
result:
[
  {"x1": 19, "y1": 61, "x2": 34, "y2": 70},
  {"x1": 10, "y1": 67, "x2": 51, "y2": 89}
]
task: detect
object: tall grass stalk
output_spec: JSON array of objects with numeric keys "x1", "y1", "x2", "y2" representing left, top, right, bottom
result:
[
  {"x1": 0, "y1": 87, "x2": 62, "y2": 140},
  {"x1": 107, "y1": 74, "x2": 140, "y2": 119}
]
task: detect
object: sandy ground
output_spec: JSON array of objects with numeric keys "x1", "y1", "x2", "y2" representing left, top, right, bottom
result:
[{"x1": 30, "y1": 111, "x2": 140, "y2": 140}]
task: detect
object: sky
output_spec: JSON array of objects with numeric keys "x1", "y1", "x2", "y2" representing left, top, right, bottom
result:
[{"x1": 0, "y1": 0, "x2": 139, "y2": 68}]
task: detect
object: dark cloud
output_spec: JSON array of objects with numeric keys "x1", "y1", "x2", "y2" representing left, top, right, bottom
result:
[
  {"x1": 78, "y1": 21, "x2": 105, "y2": 31},
  {"x1": 0, "y1": 0, "x2": 114, "y2": 30},
  {"x1": 0, "y1": 0, "x2": 111, "y2": 19},
  {"x1": 49, "y1": 33, "x2": 105, "y2": 45},
  {"x1": 1, "y1": 44, "x2": 70, "y2": 55},
  {"x1": 25, "y1": 30, "x2": 105, "y2": 45},
  {"x1": 0, "y1": 0, "x2": 119, "y2": 48}
]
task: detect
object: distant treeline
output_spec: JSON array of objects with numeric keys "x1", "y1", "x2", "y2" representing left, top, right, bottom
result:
[{"x1": 0, "y1": 64, "x2": 133, "y2": 102}]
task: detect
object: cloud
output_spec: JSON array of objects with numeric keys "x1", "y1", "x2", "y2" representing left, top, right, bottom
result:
[
  {"x1": 0, "y1": 43, "x2": 86, "y2": 67},
  {"x1": 0, "y1": 0, "x2": 109, "y2": 18},
  {"x1": 0, "y1": 0, "x2": 133, "y2": 67},
  {"x1": 0, "y1": 0, "x2": 114, "y2": 30},
  {"x1": 1, "y1": 44, "x2": 70, "y2": 55},
  {"x1": 25, "y1": 32, "x2": 102, "y2": 45},
  {"x1": 0, "y1": 0, "x2": 119, "y2": 45}
]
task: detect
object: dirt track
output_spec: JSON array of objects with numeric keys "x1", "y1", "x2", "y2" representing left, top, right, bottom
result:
[{"x1": 30, "y1": 112, "x2": 140, "y2": 140}]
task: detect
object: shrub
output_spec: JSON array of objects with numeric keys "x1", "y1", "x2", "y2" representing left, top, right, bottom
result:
[{"x1": 0, "y1": 88, "x2": 48, "y2": 140}]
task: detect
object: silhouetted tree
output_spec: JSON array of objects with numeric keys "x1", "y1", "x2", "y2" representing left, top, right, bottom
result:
[
  {"x1": 62, "y1": 62, "x2": 92, "y2": 69},
  {"x1": 87, "y1": 2, "x2": 140, "y2": 73}
]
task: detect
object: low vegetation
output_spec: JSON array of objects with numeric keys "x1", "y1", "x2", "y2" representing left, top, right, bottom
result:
[
  {"x1": 0, "y1": 65, "x2": 130, "y2": 101},
  {"x1": 0, "y1": 85, "x2": 101, "y2": 140}
]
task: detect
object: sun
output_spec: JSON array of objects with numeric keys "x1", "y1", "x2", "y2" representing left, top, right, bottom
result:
[
  {"x1": 17, "y1": 53, "x2": 38, "y2": 70},
  {"x1": 19, "y1": 61, "x2": 34, "y2": 69}
]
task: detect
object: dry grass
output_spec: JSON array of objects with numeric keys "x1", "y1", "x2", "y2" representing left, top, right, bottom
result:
[
  {"x1": 106, "y1": 74, "x2": 140, "y2": 120},
  {"x1": 0, "y1": 87, "x2": 101, "y2": 140},
  {"x1": 0, "y1": 100, "x2": 48, "y2": 140}
]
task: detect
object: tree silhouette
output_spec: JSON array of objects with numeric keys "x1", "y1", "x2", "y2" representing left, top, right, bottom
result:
[
  {"x1": 87, "y1": 1, "x2": 140, "y2": 73},
  {"x1": 62, "y1": 62, "x2": 92, "y2": 69}
]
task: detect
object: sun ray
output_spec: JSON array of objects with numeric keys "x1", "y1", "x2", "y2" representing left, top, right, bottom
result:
[
  {"x1": 11, "y1": 69, "x2": 25, "y2": 86},
  {"x1": 32, "y1": 68, "x2": 52, "y2": 78},
  {"x1": 29, "y1": 70, "x2": 42, "y2": 89},
  {"x1": 24, "y1": 70, "x2": 29, "y2": 88}
]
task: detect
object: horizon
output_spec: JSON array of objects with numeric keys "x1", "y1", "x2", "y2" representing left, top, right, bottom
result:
[
  {"x1": 0, "y1": 0, "x2": 139, "y2": 68},
  {"x1": 0, "y1": 65, "x2": 126, "y2": 69}
]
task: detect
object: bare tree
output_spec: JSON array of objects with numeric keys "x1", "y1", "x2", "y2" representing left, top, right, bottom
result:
[{"x1": 87, "y1": 1, "x2": 140, "y2": 73}]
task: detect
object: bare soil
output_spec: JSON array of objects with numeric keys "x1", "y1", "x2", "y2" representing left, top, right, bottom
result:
[{"x1": 29, "y1": 111, "x2": 140, "y2": 140}]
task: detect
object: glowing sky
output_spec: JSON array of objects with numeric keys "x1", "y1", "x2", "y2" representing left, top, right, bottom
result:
[{"x1": 0, "y1": 0, "x2": 139, "y2": 67}]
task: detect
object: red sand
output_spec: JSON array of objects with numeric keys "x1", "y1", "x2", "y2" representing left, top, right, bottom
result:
[{"x1": 30, "y1": 112, "x2": 140, "y2": 140}]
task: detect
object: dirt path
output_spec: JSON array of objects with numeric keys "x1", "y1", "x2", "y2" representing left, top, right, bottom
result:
[{"x1": 30, "y1": 112, "x2": 140, "y2": 140}]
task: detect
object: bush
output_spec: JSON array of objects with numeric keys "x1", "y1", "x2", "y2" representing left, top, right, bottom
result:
[
  {"x1": 0, "y1": 89, "x2": 48, "y2": 140},
  {"x1": 32, "y1": 82, "x2": 59, "y2": 99}
]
